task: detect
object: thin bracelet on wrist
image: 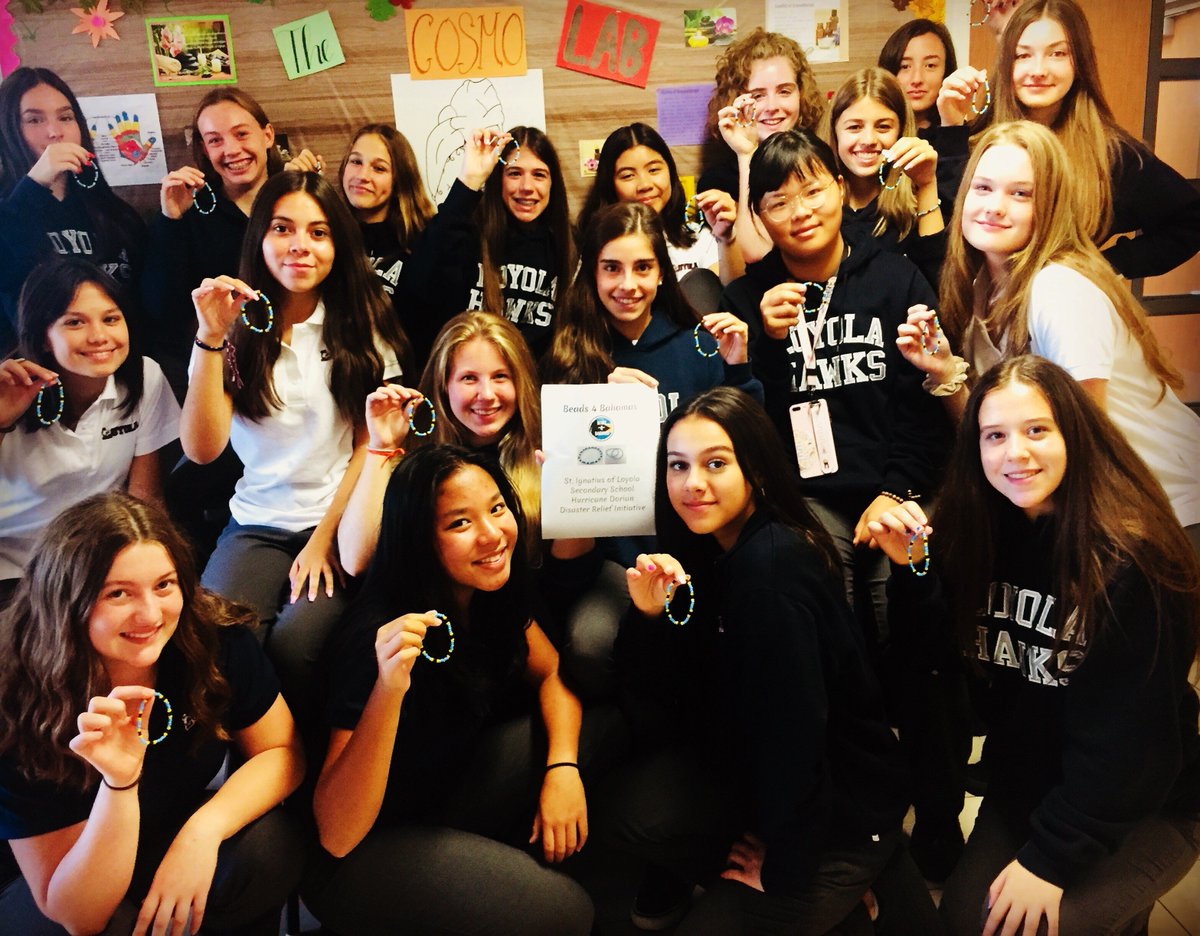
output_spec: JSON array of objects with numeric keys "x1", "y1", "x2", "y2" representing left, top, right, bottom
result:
[
  {"x1": 194, "y1": 336, "x2": 228, "y2": 353},
  {"x1": 367, "y1": 446, "x2": 405, "y2": 458},
  {"x1": 102, "y1": 770, "x2": 142, "y2": 791},
  {"x1": 545, "y1": 762, "x2": 579, "y2": 773}
]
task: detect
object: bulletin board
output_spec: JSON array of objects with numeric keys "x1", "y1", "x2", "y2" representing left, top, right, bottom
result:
[{"x1": 4, "y1": 0, "x2": 973, "y2": 214}]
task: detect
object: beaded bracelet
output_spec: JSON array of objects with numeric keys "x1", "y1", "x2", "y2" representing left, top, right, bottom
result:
[
  {"x1": 735, "y1": 100, "x2": 756, "y2": 128},
  {"x1": 693, "y1": 322, "x2": 720, "y2": 358},
  {"x1": 797, "y1": 281, "x2": 825, "y2": 304},
  {"x1": 36, "y1": 383, "x2": 64, "y2": 426},
  {"x1": 664, "y1": 578, "x2": 694, "y2": 626},
  {"x1": 74, "y1": 160, "x2": 99, "y2": 189},
  {"x1": 193, "y1": 336, "x2": 227, "y2": 353},
  {"x1": 421, "y1": 611, "x2": 454, "y2": 664},
  {"x1": 684, "y1": 195, "x2": 708, "y2": 235},
  {"x1": 970, "y1": 0, "x2": 991, "y2": 27},
  {"x1": 971, "y1": 77, "x2": 992, "y2": 118},
  {"x1": 407, "y1": 397, "x2": 436, "y2": 436},
  {"x1": 136, "y1": 691, "x2": 174, "y2": 746},
  {"x1": 878, "y1": 155, "x2": 901, "y2": 191},
  {"x1": 496, "y1": 139, "x2": 520, "y2": 167},
  {"x1": 915, "y1": 198, "x2": 942, "y2": 219},
  {"x1": 240, "y1": 292, "x2": 274, "y2": 333},
  {"x1": 193, "y1": 181, "x2": 218, "y2": 215},
  {"x1": 907, "y1": 529, "x2": 930, "y2": 577},
  {"x1": 919, "y1": 313, "x2": 942, "y2": 355}
]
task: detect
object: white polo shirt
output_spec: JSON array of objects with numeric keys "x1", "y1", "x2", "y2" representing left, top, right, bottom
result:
[
  {"x1": 0, "y1": 357, "x2": 180, "y2": 579},
  {"x1": 228, "y1": 301, "x2": 402, "y2": 532}
]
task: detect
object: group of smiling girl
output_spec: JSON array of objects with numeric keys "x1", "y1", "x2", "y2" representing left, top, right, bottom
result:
[{"x1": 1, "y1": 0, "x2": 1199, "y2": 933}]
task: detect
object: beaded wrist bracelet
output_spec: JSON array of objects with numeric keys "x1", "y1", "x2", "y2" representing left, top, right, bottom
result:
[
  {"x1": 664, "y1": 579, "x2": 694, "y2": 626},
  {"x1": 136, "y1": 691, "x2": 173, "y2": 746}
]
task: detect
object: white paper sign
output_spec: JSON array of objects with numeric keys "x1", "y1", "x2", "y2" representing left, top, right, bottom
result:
[
  {"x1": 541, "y1": 383, "x2": 660, "y2": 539},
  {"x1": 77, "y1": 93, "x2": 166, "y2": 187},
  {"x1": 391, "y1": 70, "x2": 546, "y2": 206},
  {"x1": 765, "y1": 0, "x2": 848, "y2": 64}
]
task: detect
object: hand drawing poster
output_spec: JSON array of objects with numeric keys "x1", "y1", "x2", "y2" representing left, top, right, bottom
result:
[
  {"x1": 391, "y1": 70, "x2": 546, "y2": 206},
  {"x1": 78, "y1": 93, "x2": 166, "y2": 186}
]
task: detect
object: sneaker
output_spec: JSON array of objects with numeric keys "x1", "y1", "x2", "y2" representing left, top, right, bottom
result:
[{"x1": 630, "y1": 864, "x2": 692, "y2": 932}]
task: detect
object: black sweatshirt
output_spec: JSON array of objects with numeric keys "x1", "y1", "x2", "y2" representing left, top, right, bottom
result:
[
  {"x1": 888, "y1": 511, "x2": 1200, "y2": 888},
  {"x1": 615, "y1": 511, "x2": 910, "y2": 894},
  {"x1": 402, "y1": 179, "x2": 562, "y2": 360},
  {"x1": 358, "y1": 220, "x2": 442, "y2": 370},
  {"x1": 721, "y1": 230, "x2": 949, "y2": 507}
]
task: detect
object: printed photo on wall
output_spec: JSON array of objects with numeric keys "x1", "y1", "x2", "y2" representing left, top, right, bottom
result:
[
  {"x1": 145, "y1": 15, "x2": 236, "y2": 87},
  {"x1": 684, "y1": 8, "x2": 737, "y2": 48}
]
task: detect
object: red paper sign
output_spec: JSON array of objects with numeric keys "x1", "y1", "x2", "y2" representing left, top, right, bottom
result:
[{"x1": 556, "y1": 0, "x2": 660, "y2": 89}]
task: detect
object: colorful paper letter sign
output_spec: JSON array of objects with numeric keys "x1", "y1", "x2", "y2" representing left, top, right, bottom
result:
[
  {"x1": 273, "y1": 11, "x2": 345, "y2": 80},
  {"x1": 557, "y1": 0, "x2": 660, "y2": 89},
  {"x1": 406, "y1": 7, "x2": 527, "y2": 79}
]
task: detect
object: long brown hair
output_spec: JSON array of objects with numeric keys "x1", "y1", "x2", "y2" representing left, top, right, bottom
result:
[
  {"x1": 476, "y1": 127, "x2": 574, "y2": 325},
  {"x1": 937, "y1": 356, "x2": 1200, "y2": 670},
  {"x1": 338, "y1": 123, "x2": 434, "y2": 250},
  {"x1": 0, "y1": 493, "x2": 252, "y2": 789},
  {"x1": 418, "y1": 312, "x2": 542, "y2": 546},
  {"x1": 939, "y1": 121, "x2": 1180, "y2": 397},
  {"x1": 990, "y1": 0, "x2": 1133, "y2": 244},
  {"x1": 829, "y1": 67, "x2": 919, "y2": 241}
]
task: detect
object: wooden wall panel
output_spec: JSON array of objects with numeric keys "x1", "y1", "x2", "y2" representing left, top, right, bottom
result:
[{"x1": 9, "y1": 0, "x2": 923, "y2": 215}]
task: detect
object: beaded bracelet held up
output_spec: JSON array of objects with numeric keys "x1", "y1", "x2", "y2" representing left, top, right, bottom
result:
[
  {"x1": 36, "y1": 382, "x2": 64, "y2": 427},
  {"x1": 74, "y1": 161, "x2": 99, "y2": 189},
  {"x1": 907, "y1": 529, "x2": 930, "y2": 577},
  {"x1": 136, "y1": 691, "x2": 174, "y2": 746},
  {"x1": 407, "y1": 397, "x2": 437, "y2": 437},
  {"x1": 421, "y1": 612, "x2": 455, "y2": 664},
  {"x1": 193, "y1": 181, "x2": 218, "y2": 215},
  {"x1": 664, "y1": 579, "x2": 694, "y2": 626}
]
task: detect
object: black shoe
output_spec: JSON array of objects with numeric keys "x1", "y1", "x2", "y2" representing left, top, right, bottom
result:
[
  {"x1": 630, "y1": 864, "x2": 692, "y2": 932},
  {"x1": 909, "y1": 822, "x2": 964, "y2": 883}
]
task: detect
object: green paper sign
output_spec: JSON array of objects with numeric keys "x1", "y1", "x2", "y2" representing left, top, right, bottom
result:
[{"x1": 273, "y1": 10, "x2": 345, "y2": 80}]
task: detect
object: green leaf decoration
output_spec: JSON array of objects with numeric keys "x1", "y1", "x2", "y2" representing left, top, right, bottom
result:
[{"x1": 367, "y1": 0, "x2": 397, "y2": 22}]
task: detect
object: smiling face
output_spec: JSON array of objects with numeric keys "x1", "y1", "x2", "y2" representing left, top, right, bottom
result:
[
  {"x1": 197, "y1": 100, "x2": 275, "y2": 194},
  {"x1": 756, "y1": 168, "x2": 844, "y2": 266},
  {"x1": 434, "y1": 465, "x2": 518, "y2": 602},
  {"x1": 613, "y1": 145, "x2": 671, "y2": 215},
  {"x1": 666, "y1": 415, "x2": 756, "y2": 551},
  {"x1": 834, "y1": 96, "x2": 900, "y2": 182},
  {"x1": 595, "y1": 232, "x2": 659, "y2": 341},
  {"x1": 962, "y1": 143, "x2": 1036, "y2": 273},
  {"x1": 978, "y1": 380, "x2": 1067, "y2": 519},
  {"x1": 88, "y1": 541, "x2": 182, "y2": 683},
  {"x1": 446, "y1": 338, "x2": 518, "y2": 447},
  {"x1": 501, "y1": 150, "x2": 552, "y2": 223},
  {"x1": 261, "y1": 191, "x2": 335, "y2": 297},
  {"x1": 896, "y1": 32, "x2": 947, "y2": 119},
  {"x1": 342, "y1": 132, "x2": 393, "y2": 223},
  {"x1": 19, "y1": 83, "x2": 82, "y2": 159},
  {"x1": 1013, "y1": 17, "x2": 1076, "y2": 124},
  {"x1": 746, "y1": 55, "x2": 802, "y2": 140},
  {"x1": 45, "y1": 282, "x2": 130, "y2": 381}
]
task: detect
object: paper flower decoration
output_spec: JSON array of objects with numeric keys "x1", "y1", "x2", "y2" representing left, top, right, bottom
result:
[{"x1": 72, "y1": 0, "x2": 124, "y2": 48}]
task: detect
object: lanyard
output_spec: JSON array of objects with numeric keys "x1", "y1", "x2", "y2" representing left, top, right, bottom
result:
[{"x1": 794, "y1": 273, "x2": 838, "y2": 373}]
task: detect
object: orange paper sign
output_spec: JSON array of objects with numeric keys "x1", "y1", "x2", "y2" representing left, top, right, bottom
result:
[{"x1": 405, "y1": 7, "x2": 527, "y2": 79}]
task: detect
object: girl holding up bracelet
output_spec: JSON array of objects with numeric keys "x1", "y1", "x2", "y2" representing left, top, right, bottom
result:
[
  {"x1": 902, "y1": 120, "x2": 1200, "y2": 549},
  {"x1": 868, "y1": 357, "x2": 1200, "y2": 935},
  {"x1": 600, "y1": 387, "x2": 935, "y2": 932},
  {"x1": 0, "y1": 492, "x2": 305, "y2": 936},
  {"x1": 180, "y1": 170, "x2": 412, "y2": 731},
  {"x1": 306, "y1": 446, "x2": 595, "y2": 936}
]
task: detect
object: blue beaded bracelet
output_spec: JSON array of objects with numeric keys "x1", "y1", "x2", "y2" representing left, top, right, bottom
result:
[
  {"x1": 878, "y1": 155, "x2": 901, "y2": 191},
  {"x1": 664, "y1": 579, "x2": 694, "y2": 626},
  {"x1": 907, "y1": 529, "x2": 930, "y2": 577},
  {"x1": 496, "y1": 139, "x2": 520, "y2": 167},
  {"x1": 407, "y1": 397, "x2": 437, "y2": 436},
  {"x1": 693, "y1": 322, "x2": 720, "y2": 358},
  {"x1": 971, "y1": 77, "x2": 991, "y2": 117},
  {"x1": 136, "y1": 691, "x2": 173, "y2": 746},
  {"x1": 970, "y1": 0, "x2": 990, "y2": 27},
  {"x1": 36, "y1": 383, "x2": 64, "y2": 426},
  {"x1": 74, "y1": 161, "x2": 99, "y2": 189},
  {"x1": 240, "y1": 292, "x2": 274, "y2": 333},
  {"x1": 193, "y1": 181, "x2": 217, "y2": 215},
  {"x1": 421, "y1": 612, "x2": 455, "y2": 663},
  {"x1": 919, "y1": 313, "x2": 942, "y2": 355}
]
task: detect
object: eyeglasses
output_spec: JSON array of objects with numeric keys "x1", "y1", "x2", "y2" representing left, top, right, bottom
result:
[{"x1": 760, "y1": 179, "x2": 836, "y2": 223}]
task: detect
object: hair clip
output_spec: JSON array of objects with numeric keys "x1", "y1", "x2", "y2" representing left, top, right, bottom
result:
[
  {"x1": 684, "y1": 195, "x2": 708, "y2": 235},
  {"x1": 878, "y1": 152, "x2": 902, "y2": 191},
  {"x1": 136, "y1": 691, "x2": 174, "y2": 746},
  {"x1": 407, "y1": 396, "x2": 436, "y2": 437},
  {"x1": 240, "y1": 292, "x2": 274, "y2": 333},
  {"x1": 665, "y1": 578, "x2": 694, "y2": 626},
  {"x1": 919, "y1": 313, "x2": 942, "y2": 355},
  {"x1": 693, "y1": 322, "x2": 721, "y2": 358},
  {"x1": 970, "y1": 0, "x2": 991, "y2": 27},
  {"x1": 193, "y1": 181, "x2": 217, "y2": 215},
  {"x1": 36, "y1": 382, "x2": 64, "y2": 426},
  {"x1": 907, "y1": 529, "x2": 930, "y2": 577},
  {"x1": 74, "y1": 160, "x2": 99, "y2": 189},
  {"x1": 971, "y1": 78, "x2": 992, "y2": 118},
  {"x1": 421, "y1": 612, "x2": 454, "y2": 663}
]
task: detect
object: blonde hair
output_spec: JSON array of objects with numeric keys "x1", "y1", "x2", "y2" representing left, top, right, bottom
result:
[
  {"x1": 705, "y1": 28, "x2": 826, "y2": 141},
  {"x1": 418, "y1": 312, "x2": 542, "y2": 549},
  {"x1": 940, "y1": 121, "x2": 1181, "y2": 397},
  {"x1": 990, "y1": 0, "x2": 1133, "y2": 244},
  {"x1": 829, "y1": 68, "x2": 919, "y2": 241}
]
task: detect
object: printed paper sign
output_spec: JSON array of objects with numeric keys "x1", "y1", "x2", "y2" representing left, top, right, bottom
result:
[
  {"x1": 684, "y1": 8, "x2": 737, "y2": 48},
  {"x1": 765, "y1": 0, "x2": 848, "y2": 63},
  {"x1": 78, "y1": 93, "x2": 166, "y2": 186},
  {"x1": 541, "y1": 383, "x2": 660, "y2": 539},
  {"x1": 145, "y1": 15, "x2": 237, "y2": 87},
  {"x1": 657, "y1": 84, "x2": 715, "y2": 147},
  {"x1": 273, "y1": 11, "x2": 345, "y2": 80},
  {"x1": 556, "y1": 0, "x2": 660, "y2": 89},
  {"x1": 405, "y1": 7, "x2": 527, "y2": 79}
]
